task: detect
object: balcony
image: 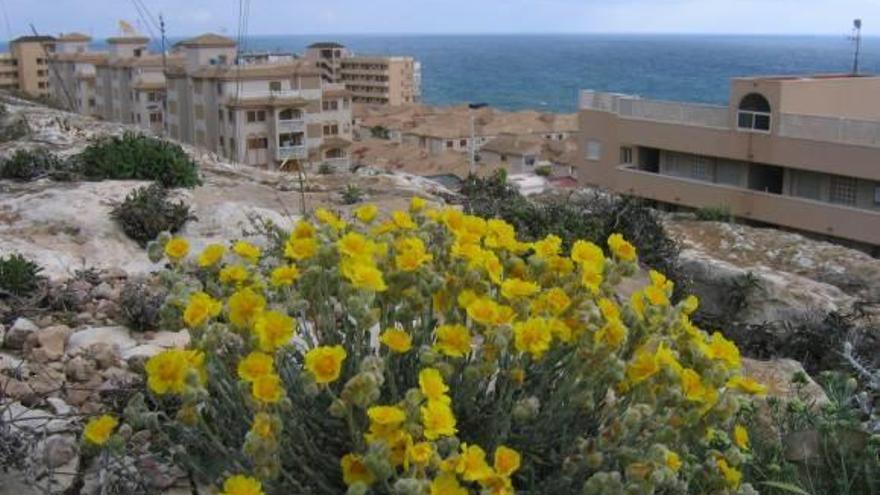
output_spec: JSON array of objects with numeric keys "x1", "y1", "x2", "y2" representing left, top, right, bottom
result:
[
  {"x1": 778, "y1": 113, "x2": 880, "y2": 147},
  {"x1": 277, "y1": 145, "x2": 307, "y2": 161},
  {"x1": 276, "y1": 118, "x2": 305, "y2": 133}
]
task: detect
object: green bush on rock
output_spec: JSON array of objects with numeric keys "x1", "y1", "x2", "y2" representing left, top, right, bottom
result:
[
  {"x1": 111, "y1": 184, "x2": 194, "y2": 246},
  {"x1": 0, "y1": 252, "x2": 43, "y2": 297},
  {"x1": 76, "y1": 132, "x2": 200, "y2": 188}
]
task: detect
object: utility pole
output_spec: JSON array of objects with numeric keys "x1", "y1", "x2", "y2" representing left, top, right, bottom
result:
[
  {"x1": 852, "y1": 19, "x2": 863, "y2": 75},
  {"x1": 468, "y1": 102, "x2": 488, "y2": 175},
  {"x1": 159, "y1": 13, "x2": 167, "y2": 70}
]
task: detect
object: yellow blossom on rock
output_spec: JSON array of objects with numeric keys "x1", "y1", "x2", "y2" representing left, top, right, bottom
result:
[
  {"x1": 341, "y1": 259, "x2": 387, "y2": 292},
  {"x1": 219, "y1": 475, "x2": 263, "y2": 495},
  {"x1": 408, "y1": 442, "x2": 434, "y2": 466},
  {"x1": 284, "y1": 237, "x2": 318, "y2": 261},
  {"x1": 341, "y1": 453, "x2": 375, "y2": 486},
  {"x1": 644, "y1": 285, "x2": 670, "y2": 306},
  {"x1": 430, "y1": 473, "x2": 467, "y2": 495},
  {"x1": 607, "y1": 233, "x2": 637, "y2": 262},
  {"x1": 421, "y1": 400, "x2": 457, "y2": 440},
  {"x1": 457, "y1": 289, "x2": 478, "y2": 310},
  {"x1": 419, "y1": 368, "x2": 450, "y2": 403},
  {"x1": 305, "y1": 345, "x2": 347, "y2": 384},
  {"x1": 457, "y1": 444, "x2": 493, "y2": 482},
  {"x1": 626, "y1": 346, "x2": 660, "y2": 384},
  {"x1": 270, "y1": 264, "x2": 300, "y2": 286},
  {"x1": 354, "y1": 203, "x2": 379, "y2": 223},
  {"x1": 253, "y1": 311, "x2": 296, "y2": 352},
  {"x1": 682, "y1": 294, "x2": 700, "y2": 315},
  {"x1": 392, "y1": 210, "x2": 417, "y2": 230},
  {"x1": 649, "y1": 270, "x2": 674, "y2": 292},
  {"x1": 466, "y1": 298, "x2": 499, "y2": 326},
  {"x1": 546, "y1": 255, "x2": 575, "y2": 275},
  {"x1": 571, "y1": 240, "x2": 605, "y2": 269},
  {"x1": 410, "y1": 196, "x2": 427, "y2": 212},
  {"x1": 237, "y1": 351, "x2": 275, "y2": 382},
  {"x1": 595, "y1": 319, "x2": 628, "y2": 349},
  {"x1": 252, "y1": 373, "x2": 284, "y2": 404},
  {"x1": 532, "y1": 234, "x2": 562, "y2": 259},
  {"x1": 251, "y1": 412, "x2": 276, "y2": 439},
  {"x1": 145, "y1": 349, "x2": 204, "y2": 395},
  {"x1": 164, "y1": 237, "x2": 189, "y2": 262},
  {"x1": 716, "y1": 458, "x2": 742, "y2": 487},
  {"x1": 315, "y1": 207, "x2": 347, "y2": 230},
  {"x1": 734, "y1": 424, "x2": 750, "y2": 450},
  {"x1": 727, "y1": 376, "x2": 768, "y2": 395},
  {"x1": 542, "y1": 288, "x2": 571, "y2": 315},
  {"x1": 395, "y1": 237, "x2": 433, "y2": 271},
  {"x1": 434, "y1": 324, "x2": 472, "y2": 358},
  {"x1": 581, "y1": 265, "x2": 604, "y2": 294},
  {"x1": 500, "y1": 277, "x2": 540, "y2": 300},
  {"x1": 380, "y1": 328, "x2": 413, "y2": 353},
  {"x1": 598, "y1": 297, "x2": 620, "y2": 321},
  {"x1": 219, "y1": 264, "x2": 249, "y2": 285},
  {"x1": 183, "y1": 292, "x2": 222, "y2": 328},
  {"x1": 83, "y1": 414, "x2": 118, "y2": 445},
  {"x1": 513, "y1": 318, "x2": 553, "y2": 359},
  {"x1": 228, "y1": 288, "x2": 266, "y2": 328},
  {"x1": 197, "y1": 244, "x2": 226, "y2": 267},
  {"x1": 707, "y1": 331, "x2": 741, "y2": 369},
  {"x1": 665, "y1": 451, "x2": 682, "y2": 472},
  {"x1": 494, "y1": 445, "x2": 521, "y2": 477},
  {"x1": 291, "y1": 220, "x2": 316, "y2": 239},
  {"x1": 233, "y1": 240, "x2": 261, "y2": 264},
  {"x1": 337, "y1": 232, "x2": 377, "y2": 261},
  {"x1": 367, "y1": 405, "x2": 407, "y2": 427}
]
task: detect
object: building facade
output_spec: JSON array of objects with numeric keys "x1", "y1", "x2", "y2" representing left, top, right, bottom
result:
[
  {"x1": 577, "y1": 74, "x2": 880, "y2": 246},
  {"x1": 2, "y1": 36, "x2": 56, "y2": 98},
  {"x1": 165, "y1": 34, "x2": 353, "y2": 171},
  {"x1": 49, "y1": 33, "x2": 106, "y2": 118},
  {"x1": 305, "y1": 42, "x2": 421, "y2": 106}
]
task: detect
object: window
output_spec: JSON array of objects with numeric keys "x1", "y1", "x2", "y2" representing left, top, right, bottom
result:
[
  {"x1": 460, "y1": 139, "x2": 467, "y2": 147},
  {"x1": 195, "y1": 130, "x2": 206, "y2": 146},
  {"x1": 500, "y1": 155, "x2": 507, "y2": 162},
  {"x1": 149, "y1": 112, "x2": 162, "y2": 123},
  {"x1": 829, "y1": 176, "x2": 857, "y2": 206},
  {"x1": 247, "y1": 110, "x2": 267, "y2": 122},
  {"x1": 248, "y1": 137, "x2": 269, "y2": 149},
  {"x1": 228, "y1": 110, "x2": 235, "y2": 124},
  {"x1": 620, "y1": 147, "x2": 633, "y2": 164},
  {"x1": 322, "y1": 100, "x2": 339, "y2": 111},
  {"x1": 219, "y1": 136, "x2": 225, "y2": 148},
  {"x1": 323, "y1": 124, "x2": 339, "y2": 136},
  {"x1": 216, "y1": 83, "x2": 223, "y2": 95},
  {"x1": 229, "y1": 138, "x2": 236, "y2": 155},
  {"x1": 168, "y1": 101, "x2": 177, "y2": 114},
  {"x1": 136, "y1": 114, "x2": 141, "y2": 123},
  {"x1": 133, "y1": 48, "x2": 143, "y2": 58},
  {"x1": 147, "y1": 92, "x2": 160, "y2": 103},
  {"x1": 737, "y1": 93, "x2": 771, "y2": 132},
  {"x1": 279, "y1": 108, "x2": 302, "y2": 120},
  {"x1": 269, "y1": 81, "x2": 282, "y2": 92},
  {"x1": 194, "y1": 104, "x2": 204, "y2": 120},
  {"x1": 446, "y1": 140, "x2": 453, "y2": 149},
  {"x1": 218, "y1": 109, "x2": 224, "y2": 122},
  {"x1": 326, "y1": 148, "x2": 344, "y2": 159},
  {"x1": 791, "y1": 170, "x2": 823, "y2": 201},
  {"x1": 278, "y1": 132, "x2": 304, "y2": 147},
  {"x1": 585, "y1": 140, "x2": 602, "y2": 161},
  {"x1": 193, "y1": 81, "x2": 202, "y2": 94}
]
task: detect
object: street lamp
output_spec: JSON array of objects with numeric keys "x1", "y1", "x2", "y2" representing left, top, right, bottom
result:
[{"x1": 468, "y1": 102, "x2": 488, "y2": 175}]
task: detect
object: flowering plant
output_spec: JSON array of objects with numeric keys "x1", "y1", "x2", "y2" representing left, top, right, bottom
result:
[{"x1": 111, "y1": 199, "x2": 765, "y2": 494}]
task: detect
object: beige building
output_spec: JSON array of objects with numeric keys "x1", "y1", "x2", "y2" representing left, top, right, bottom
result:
[
  {"x1": 165, "y1": 34, "x2": 353, "y2": 171},
  {"x1": 49, "y1": 33, "x2": 107, "y2": 118},
  {"x1": 305, "y1": 42, "x2": 421, "y2": 106},
  {"x1": 577, "y1": 74, "x2": 880, "y2": 246},
  {"x1": 0, "y1": 36, "x2": 56, "y2": 98}
]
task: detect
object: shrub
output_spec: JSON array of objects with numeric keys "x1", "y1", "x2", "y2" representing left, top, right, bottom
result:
[
  {"x1": 317, "y1": 162, "x2": 334, "y2": 175},
  {"x1": 111, "y1": 184, "x2": 194, "y2": 247},
  {"x1": 0, "y1": 148, "x2": 65, "y2": 181},
  {"x1": 76, "y1": 132, "x2": 200, "y2": 188},
  {"x1": 341, "y1": 184, "x2": 364, "y2": 205},
  {"x1": 99, "y1": 201, "x2": 764, "y2": 494},
  {"x1": 534, "y1": 165, "x2": 552, "y2": 177},
  {"x1": 695, "y1": 206, "x2": 733, "y2": 223},
  {"x1": 0, "y1": 253, "x2": 43, "y2": 297},
  {"x1": 370, "y1": 125, "x2": 391, "y2": 139},
  {"x1": 118, "y1": 278, "x2": 169, "y2": 332}
]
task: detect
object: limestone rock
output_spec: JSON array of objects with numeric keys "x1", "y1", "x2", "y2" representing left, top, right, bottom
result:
[
  {"x1": 5, "y1": 318, "x2": 39, "y2": 350},
  {"x1": 67, "y1": 326, "x2": 136, "y2": 355},
  {"x1": 32, "y1": 325, "x2": 72, "y2": 362},
  {"x1": 45, "y1": 397, "x2": 73, "y2": 416},
  {"x1": 1, "y1": 402, "x2": 72, "y2": 434},
  {"x1": 742, "y1": 357, "x2": 828, "y2": 405},
  {"x1": 122, "y1": 344, "x2": 164, "y2": 364},
  {"x1": 40, "y1": 434, "x2": 78, "y2": 468},
  {"x1": 64, "y1": 355, "x2": 97, "y2": 383},
  {"x1": 147, "y1": 330, "x2": 191, "y2": 349}
]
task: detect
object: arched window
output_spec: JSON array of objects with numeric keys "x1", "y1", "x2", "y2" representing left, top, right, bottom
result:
[{"x1": 737, "y1": 93, "x2": 771, "y2": 131}]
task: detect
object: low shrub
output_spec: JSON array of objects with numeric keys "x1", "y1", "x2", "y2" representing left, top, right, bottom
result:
[
  {"x1": 0, "y1": 148, "x2": 68, "y2": 181},
  {"x1": 317, "y1": 162, "x2": 334, "y2": 175},
  {"x1": 341, "y1": 184, "x2": 364, "y2": 204},
  {"x1": 695, "y1": 206, "x2": 733, "y2": 223},
  {"x1": 76, "y1": 132, "x2": 200, "y2": 188},
  {"x1": 534, "y1": 165, "x2": 552, "y2": 177},
  {"x1": 118, "y1": 278, "x2": 169, "y2": 332},
  {"x1": 111, "y1": 184, "x2": 194, "y2": 247},
  {"x1": 0, "y1": 253, "x2": 43, "y2": 297}
]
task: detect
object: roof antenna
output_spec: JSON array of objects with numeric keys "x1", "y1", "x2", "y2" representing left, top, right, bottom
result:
[{"x1": 851, "y1": 19, "x2": 862, "y2": 75}]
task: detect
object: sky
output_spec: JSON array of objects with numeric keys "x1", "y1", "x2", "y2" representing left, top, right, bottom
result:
[{"x1": 1, "y1": 0, "x2": 878, "y2": 38}]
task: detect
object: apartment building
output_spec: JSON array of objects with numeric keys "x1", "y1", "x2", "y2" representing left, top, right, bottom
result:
[
  {"x1": 0, "y1": 36, "x2": 56, "y2": 98},
  {"x1": 165, "y1": 34, "x2": 353, "y2": 171},
  {"x1": 577, "y1": 74, "x2": 880, "y2": 246},
  {"x1": 305, "y1": 42, "x2": 421, "y2": 106},
  {"x1": 49, "y1": 33, "x2": 107, "y2": 118}
]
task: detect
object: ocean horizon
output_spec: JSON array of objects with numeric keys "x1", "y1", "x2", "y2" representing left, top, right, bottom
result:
[{"x1": 31, "y1": 33, "x2": 880, "y2": 113}]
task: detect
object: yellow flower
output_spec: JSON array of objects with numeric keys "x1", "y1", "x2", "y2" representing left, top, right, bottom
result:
[
  {"x1": 219, "y1": 264, "x2": 249, "y2": 285},
  {"x1": 83, "y1": 414, "x2": 118, "y2": 445},
  {"x1": 408, "y1": 441, "x2": 434, "y2": 466},
  {"x1": 734, "y1": 424, "x2": 750, "y2": 450},
  {"x1": 494, "y1": 445, "x2": 521, "y2": 477},
  {"x1": 542, "y1": 288, "x2": 571, "y2": 315},
  {"x1": 380, "y1": 328, "x2": 413, "y2": 353},
  {"x1": 305, "y1": 345, "x2": 347, "y2": 384},
  {"x1": 394, "y1": 236, "x2": 433, "y2": 271},
  {"x1": 546, "y1": 255, "x2": 575, "y2": 275},
  {"x1": 570, "y1": 240, "x2": 605, "y2": 270},
  {"x1": 251, "y1": 412, "x2": 276, "y2": 439},
  {"x1": 466, "y1": 297, "x2": 498, "y2": 326},
  {"x1": 630, "y1": 290, "x2": 646, "y2": 319},
  {"x1": 341, "y1": 453, "x2": 376, "y2": 486},
  {"x1": 237, "y1": 351, "x2": 275, "y2": 382},
  {"x1": 581, "y1": 265, "x2": 603, "y2": 294},
  {"x1": 367, "y1": 405, "x2": 407, "y2": 427},
  {"x1": 145, "y1": 349, "x2": 204, "y2": 395},
  {"x1": 494, "y1": 304, "x2": 516, "y2": 326},
  {"x1": 500, "y1": 278, "x2": 540, "y2": 300},
  {"x1": 607, "y1": 233, "x2": 637, "y2": 262},
  {"x1": 252, "y1": 373, "x2": 284, "y2": 404},
  {"x1": 707, "y1": 332, "x2": 741, "y2": 369},
  {"x1": 197, "y1": 244, "x2": 226, "y2": 267},
  {"x1": 598, "y1": 297, "x2": 620, "y2": 321},
  {"x1": 457, "y1": 289, "x2": 478, "y2": 309},
  {"x1": 726, "y1": 376, "x2": 768, "y2": 395},
  {"x1": 682, "y1": 294, "x2": 699, "y2": 315},
  {"x1": 649, "y1": 269, "x2": 673, "y2": 292},
  {"x1": 315, "y1": 207, "x2": 347, "y2": 230},
  {"x1": 219, "y1": 475, "x2": 263, "y2": 495},
  {"x1": 228, "y1": 288, "x2": 266, "y2": 328},
  {"x1": 626, "y1": 346, "x2": 660, "y2": 384},
  {"x1": 532, "y1": 234, "x2": 562, "y2": 259},
  {"x1": 392, "y1": 210, "x2": 417, "y2": 230},
  {"x1": 433, "y1": 324, "x2": 472, "y2": 358},
  {"x1": 430, "y1": 473, "x2": 467, "y2": 495},
  {"x1": 270, "y1": 264, "x2": 300, "y2": 286},
  {"x1": 410, "y1": 196, "x2": 427, "y2": 212},
  {"x1": 284, "y1": 237, "x2": 318, "y2": 261},
  {"x1": 253, "y1": 311, "x2": 296, "y2": 352},
  {"x1": 354, "y1": 203, "x2": 379, "y2": 223},
  {"x1": 182, "y1": 292, "x2": 222, "y2": 328},
  {"x1": 644, "y1": 285, "x2": 669, "y2": 306},
  {"x1": 513, "y1": 318, "x2": 553, "y2": 359},
  {"x1": 419, "y1": 368, "x2": 450, "y2": 403},
  {"x1": 594, "y1": 319, "x2": 628, "y2": 348},
  {"x1": 482, "y1": 252, "x2": 504, "y2": 284},
  {"x1": 665, "y1": 451, "x2": 682, "y2": 472},
  {"x1": 457, "y1": 444, "x2": 493, "y2": 482},
  {"x1": 164, "y1": 237, "x2": 189, "y2": 262},
  {"x1": 421, "y1": 400, "x2": 457, "y2": 440},
  {"x1": 716, "y1": 458, "x2": 742, "y2": 487},
  {"x1": 233, "y1": 240, "x2": 261, "y2": 264},
  {"x1": 292, "y1": 220, "x2": 316, "y2": 239},
  {"x1": 340, "y1": 259, "x2": 387, "y2": 292},
  {"x1": 337, "y1": 232, "x2": 376, "y2": 260}
]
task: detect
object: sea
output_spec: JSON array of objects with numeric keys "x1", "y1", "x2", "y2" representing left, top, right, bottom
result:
[{"x1": 73, "y1": 34, "x2": 880, "y2": 113}]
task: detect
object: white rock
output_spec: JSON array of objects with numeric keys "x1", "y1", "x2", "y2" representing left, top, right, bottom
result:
[
  {"x1": 0, "y1": 352, "x2": 24, "y2": 371},
  {"x1": 67, "y1": 326, "x2": 136, "y2": 354},
  {"x1": 4, "y1": 318, "x2": 39, "y2": 350},
  {"x1": 45, "y1": 397, "x2": 73, "y2": 416},
  {"x1": 1, "y1": 402, "x2": 72, "y2": 434},
  {"x1": 147, "y1": 330, "x2": 190, "y2": 349},
  {"x1": 122, "y1": 344, "x2": 164, "y2": 362}
]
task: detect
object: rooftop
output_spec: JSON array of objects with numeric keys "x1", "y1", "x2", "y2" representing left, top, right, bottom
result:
[
  {"x1": 178, "y1": 33, "x2": 237, "y2": 48},
  {"x1": 189, "y1": 60, "x2": 320, "y2": 80},
  {"x1": 57, "y1": 32, "x2": 92, "y2": 42},
  {"x1": 106, "y1": 36, "x2": 150, "y2": 44},
  {"x1": 308, "y1": 42, "x2": 346, "y2": 49},
  {"x1": 11, "y1": 35, "x2": 56, "y2": 44}
]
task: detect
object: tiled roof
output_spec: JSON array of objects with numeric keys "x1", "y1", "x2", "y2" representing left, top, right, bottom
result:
[
  {"x1": 106, "y1": 36, "x2": 150, "y2": 44},
  {"x1": 179, "y1": 33, "x2": 237, "y2": 48},
  {"x1": 57, "y1": 32, "x2": 91, "y2": 42},
  {"x1": 190, "y1": 61, "x2": 320, "y2": 80}
]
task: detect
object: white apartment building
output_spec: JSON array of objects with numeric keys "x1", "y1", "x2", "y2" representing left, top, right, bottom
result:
[{"x1": 49, "y1": 33, "x2": 106, "y2": 118}]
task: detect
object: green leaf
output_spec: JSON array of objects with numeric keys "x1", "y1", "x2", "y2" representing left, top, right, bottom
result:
[{"x1": 759, "y1": 481, "x2": 814, "y2": 495}]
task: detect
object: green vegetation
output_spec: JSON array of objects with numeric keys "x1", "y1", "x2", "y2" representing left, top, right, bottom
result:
[
  {"x1": 76, "y1": 132, "x2": 200, "y2": 188},
  {"x1": 534, "y1": 165, "x2": 552, "y2": 177},
  {"x1": 111, "y1": 184, "x2": 194, "y2": 247},
  {"x1": 0, "y1": 148, "x2": 64, "y2": 181},
  {"x1": 118, "y1": 278, "x2": 168, "y2": 332},
  {"x1": 369, "y1": 125, "x2": 391, "y2": 139},
  {"x1": 341, "y1": 183, "x2": 365, "y2": 204},
  {"x1": 695, "y1": 205, "x2": 733, "y2": 222},
  {"x1": 0, "y1": 253, "x2": 43, "y2": 297}
]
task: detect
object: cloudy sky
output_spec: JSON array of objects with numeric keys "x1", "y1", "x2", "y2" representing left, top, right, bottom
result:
[{"x1": 2, "y1": 0, "x2": 877, "y2": 38}]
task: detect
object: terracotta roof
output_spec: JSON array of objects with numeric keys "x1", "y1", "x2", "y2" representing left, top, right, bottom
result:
[
  {"x1": 57, "y1": 32, "x2": 92, "y2": 42},
  {"x1": 190, "y1": 61, "x2": 320, "y2": 80},
  {"x1": 107, "y1": 36, "x2": 150, "y2": 44},
  {"x1": 226, "y1": 95, "x2": 310, "y2": 109},
  {"x1": 178, "y1": 33, "x2": 237, "y2": 48}
]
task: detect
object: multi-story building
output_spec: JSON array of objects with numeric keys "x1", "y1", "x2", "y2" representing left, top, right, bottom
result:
[
  {"x1": 49, "y1": 33, "x2": 107, "y2": 118},
  {"x1": 1, "y1": 36, "x2": 56, "y2": 98},
  {"x1": 577, "y1": 74, "x2": 880, "y2": 247},
  {"x1": 165, "y1": 33, "x2": 353, "y2": 171},
  {"x1": 305, "y1": 42, "x2": 421, "y2": 106}
]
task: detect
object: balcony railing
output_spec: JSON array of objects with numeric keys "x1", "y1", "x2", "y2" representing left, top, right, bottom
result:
[
  {"x1": 277, "y1": 145, "x2": 307, "y2": 160},
  {"x1": 779, "y1": 113, "x2": 880, "y2": 147},
  {"x1": 277, "y1": 119, "x2": 305, "y2": 132}
]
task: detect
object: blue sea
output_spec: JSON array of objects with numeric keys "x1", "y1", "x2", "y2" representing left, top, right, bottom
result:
[{"x1": 81, "y1": 34, "x2": 880, "y2": 113}]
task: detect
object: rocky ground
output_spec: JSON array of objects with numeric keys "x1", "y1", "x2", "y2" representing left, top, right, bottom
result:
[{"x1": 0, "y1": 97, "x2": 870, "y2": 494}]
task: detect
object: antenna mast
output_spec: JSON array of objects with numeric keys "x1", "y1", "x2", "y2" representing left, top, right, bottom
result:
[{"x1": 852, "y1": 19, "x2": 863, "y2": 75}]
